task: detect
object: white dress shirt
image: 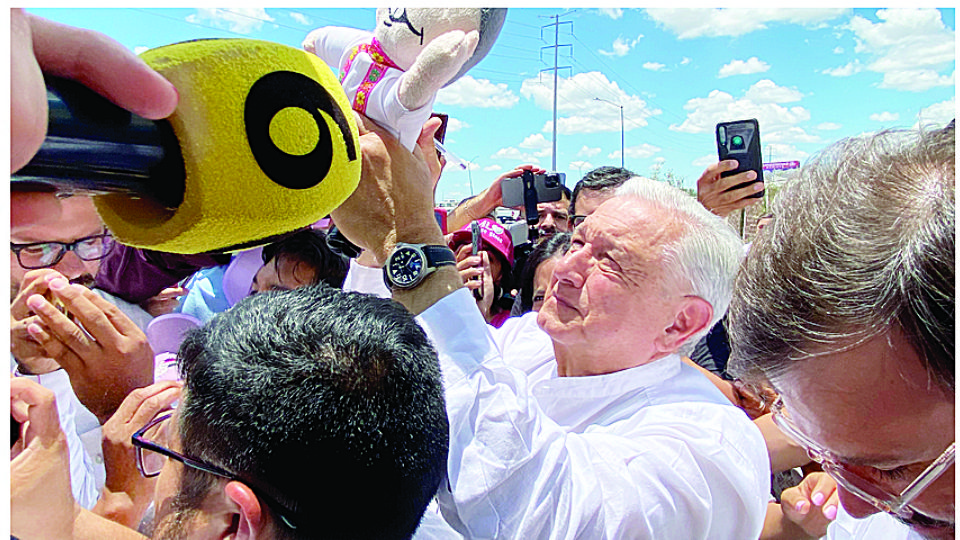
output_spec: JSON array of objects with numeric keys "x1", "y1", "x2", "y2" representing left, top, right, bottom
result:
[{"x1": 418, "y1": 288, "x2": 770, "y2": 539}]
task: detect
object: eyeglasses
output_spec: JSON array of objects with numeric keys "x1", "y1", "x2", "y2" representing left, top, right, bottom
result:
[
  {"x1": 569, "y1": 215, "x2": 588, "y2": 227},
  {"x1": 771, "y1": 396, "x2": 955, "y2": 519},
  {"x1": 11, "y1": 232, "x2": 114, "y2": 270},
  {"x1": 132, "y1": 412, "x2": 301, "y2": 530}
]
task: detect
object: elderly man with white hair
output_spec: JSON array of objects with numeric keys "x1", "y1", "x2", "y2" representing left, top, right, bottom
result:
[{"x1": 339, "y1": 120, "x2": 770, "y2": 538}]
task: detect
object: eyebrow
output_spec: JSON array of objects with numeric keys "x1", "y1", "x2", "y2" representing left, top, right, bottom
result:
[{"x1": 12, "y1": 227, "x2": 107, "y2": 244}]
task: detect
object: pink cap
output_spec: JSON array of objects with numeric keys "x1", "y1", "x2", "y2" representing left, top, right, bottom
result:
[{"x1": 449, "y1": 217, "x2": 515, "y2": 268}]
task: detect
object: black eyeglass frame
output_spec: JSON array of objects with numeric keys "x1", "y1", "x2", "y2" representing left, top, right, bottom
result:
[
  {"x1": 132, "y1": 412, "x2": 300, "y2": 530},
  {"x1": 10, "y1": 232, "x2": 114, "y2": 270}
]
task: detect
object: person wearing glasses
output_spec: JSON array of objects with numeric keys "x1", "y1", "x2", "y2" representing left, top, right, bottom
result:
[
  {"x1": 13, "y1": 283, "x2": 451, "y2": 540},
  {"x1": 728, "y1": 125, "x2": 955, "y2": 540}
]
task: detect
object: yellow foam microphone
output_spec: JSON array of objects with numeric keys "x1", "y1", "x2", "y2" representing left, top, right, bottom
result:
[{"x1": 13, "y1": 39, "x2": 360, "y2": 254}]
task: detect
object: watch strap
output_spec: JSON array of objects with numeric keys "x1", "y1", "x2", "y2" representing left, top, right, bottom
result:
[{"x1": 421, "y1": 245, "x2": 456, "y2": 268}]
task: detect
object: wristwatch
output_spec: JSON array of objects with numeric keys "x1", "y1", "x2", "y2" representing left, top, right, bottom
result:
[{"x1": 383, "y1": 243, "x2": 456, "y2": 290}]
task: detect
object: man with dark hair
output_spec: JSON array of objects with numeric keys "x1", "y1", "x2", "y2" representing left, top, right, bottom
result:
[
  {"x1": 15, "y1": 284, "x2": 451, "y2": 540},
  {"x1": 149, "y1": 285, "x2": 449, "y2": 540},
  {"x1": 728, "y1": 127, "x2": 955, "y2": 540},
  {"x1": 568, "y1": 166, "x2": 636, "y2": 226}
]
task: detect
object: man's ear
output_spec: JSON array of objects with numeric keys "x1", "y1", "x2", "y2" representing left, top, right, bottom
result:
[
  {"x1": 221, "y1": 481, "x2": 266, "y2": 540},
  {"x1": 657, "y1": 296, "x2": 713, "y2": 353}
]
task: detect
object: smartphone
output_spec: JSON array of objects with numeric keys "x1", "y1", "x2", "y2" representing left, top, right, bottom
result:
[
  {"x1": 471, "y1": 220, "x2": 483, "y2": 301},
  {"x1": 501, "y1": 171, "x2": 566, "y2": 208},
  {"x1": 716, "y1": 119, "x2": 764, "y2": 199}
]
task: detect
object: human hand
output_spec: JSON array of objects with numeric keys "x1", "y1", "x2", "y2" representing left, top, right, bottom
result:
[
  {"x1": 141, "y1": 286, "x2": 188, "y2": 317},
  {"x1": 452, "y1": 244, "x2": 495, "y2": 319},
  {"x1": 10, "y1": 377, "x2": 77, "y2": 540},
  {"x1": 331, "y1": 113, "x2": 442, "y2": 264},
  {"x1": 11, "y1": 9, "x2": 178, "y2": 229},
  {"x1": 11, "y1": 269, "x2": 66, "y2": 375},
  {"x1": 415, "y1": 116, "x2": 445, "y2": 195},
  {"x1": 696, "y1": 160, "x2": 763, "y2": 218},
  {"x1": 26, "y1": 275, "x2": 155, "y2": 423},
  {"x1": 780, "y1": 472, "x2": 840, "y2": 538},
  {"x1": 95, "y1": 380, "x2": 181, "y2": 527}
]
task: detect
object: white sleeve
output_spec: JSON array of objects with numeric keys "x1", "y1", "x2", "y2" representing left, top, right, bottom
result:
[
  {"x1": 417, "y1": 289, "x2": 767, "y2": 539},
  {"x1": 14, "y1": 367, "x2": 101, "y2": 510},
  {"x1": 342, "y1": 259, "x2": 391, "y2": 298}
]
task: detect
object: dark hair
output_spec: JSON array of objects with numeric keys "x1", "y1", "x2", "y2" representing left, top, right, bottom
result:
[
  {"x1": 570, "y1": 166, "x2": 637, "y2": 215},
  {"x1": 515, "y1": 233, "x2": 571, "y2": 314},
  {"x1": 176, "y1": 285, "x2": 450, "y2": 539},
  {"x1": 261, "y1": 228, "x2": 348, "y2": 289},
  {"x1": 728, "y1": 127, "x2": 955, "y2": 394},
  {"x1": 559, "y1": 184, "x2": 572, "y2": 201}
]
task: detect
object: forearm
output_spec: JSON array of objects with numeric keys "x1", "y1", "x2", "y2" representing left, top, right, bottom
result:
[
  {"x1": 445, "y1": 188, "x2": 499, "y2": 232},
  {"x1": 391, "y1": 222, "x2": 462, "y2": 316},
  {"x1": 756, "y1": 413, "x2": 810, "y2": 473}
]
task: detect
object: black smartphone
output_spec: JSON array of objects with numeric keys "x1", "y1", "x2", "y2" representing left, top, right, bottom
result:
[
  {"x1": 501, "y1": 171, "x2": 566, "y2": 208},
  {"x1": 471, "y1": 220, "x2": 483, "y2": 301},
  {"x1": 716, "y1": 119, "x2": 764, "y2": 199}
]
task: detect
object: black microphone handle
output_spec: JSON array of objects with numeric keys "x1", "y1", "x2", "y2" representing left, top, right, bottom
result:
[{"x1": 12, "y1": 75, "x2": 186, "y2": 209}]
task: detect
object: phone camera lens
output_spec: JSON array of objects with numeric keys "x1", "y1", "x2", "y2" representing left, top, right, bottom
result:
[{"x1": 731, "y1": 135, "x2": 745, "y2": 149}]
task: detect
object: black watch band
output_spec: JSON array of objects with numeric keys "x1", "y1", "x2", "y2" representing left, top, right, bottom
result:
[
  {"x1": 421, "y1": 245, "x2": 457, "y2": 267},
  {"x1": 383, "y1": 243, "x2": 456, "y2": 290}
]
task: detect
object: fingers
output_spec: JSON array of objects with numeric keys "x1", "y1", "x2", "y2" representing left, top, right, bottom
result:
[
  {"x1": 26, "y1": 289, "x2": 96, "y2": 363},
  {"x1": 28, "y1": 12, "x2": 178, "y2": 120},
  {"x1": 10, "y1": 378, "x2": 62, "y2": 442},
  {"x1": 10, "y1": 269, "x2": 61, "y2": 321},
  {"x1": 108, "y1": 381, "x2": 182, "y2": 429}
]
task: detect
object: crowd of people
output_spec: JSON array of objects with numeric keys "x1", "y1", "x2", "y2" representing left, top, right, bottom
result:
[{"x1": 10, "y1": 9, "x2": 955, "y2": 540}]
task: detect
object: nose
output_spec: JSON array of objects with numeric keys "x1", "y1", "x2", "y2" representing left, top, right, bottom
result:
[
  {"x1": 540, "y1": 214, "x2": 555, "y2": 232},
  {"x1": 552, "y1": 245, "x2": 589, "y2": 288},
  {"x1": 836, "y1": 485, "x2": 882, "y2": 519},
  {"x1": 53, "y1": 250, "x2": 86, "y2": 280}
]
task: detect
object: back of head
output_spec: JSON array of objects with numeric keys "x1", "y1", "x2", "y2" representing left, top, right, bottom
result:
[
  {"x1": 571, "y1": 166, "x2": 636, "y2": 214},
  {"x1": 727, "y1": 127, "x2": 955, "y2": 394},
  {"x1": 177, "y1": 285, "x2": 449, "y2": 539},
  {"x1": 615, "y1": 176, "x2": 744, "y2": 355}
]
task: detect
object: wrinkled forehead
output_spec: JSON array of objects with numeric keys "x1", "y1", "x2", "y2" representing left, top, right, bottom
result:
[{"x1": 581, "y1": 198, "x2": 681, "y2": 264}]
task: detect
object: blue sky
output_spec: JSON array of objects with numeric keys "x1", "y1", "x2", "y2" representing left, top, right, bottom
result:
[{"x1": 28, "y1": 7, "x2": 956, "y2": 203}]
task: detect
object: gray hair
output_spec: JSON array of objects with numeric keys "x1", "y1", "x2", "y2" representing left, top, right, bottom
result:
[
  {"x1": 727, "y1": 126, "x2": 955, "y2": 394},
  {"x1": 615, "y1": 176, "x2": 744, "y2": 356}
]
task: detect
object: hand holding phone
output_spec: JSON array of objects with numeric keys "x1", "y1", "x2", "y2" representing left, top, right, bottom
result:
[
  {"x1": 471, "y1": 221, "x2": 484, "y2": 301},
  {"x1": 716, "y1": 119, "x2": 764, "y2": 199}
]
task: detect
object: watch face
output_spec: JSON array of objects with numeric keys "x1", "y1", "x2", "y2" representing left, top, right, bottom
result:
[{"x1": 387, "y1": 247, "x2": 425, "y2": 288}]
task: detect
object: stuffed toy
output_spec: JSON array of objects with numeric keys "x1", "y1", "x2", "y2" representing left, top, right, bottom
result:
[{"x1": 303, "y1": 8, "x2": 507, "y2": 151}]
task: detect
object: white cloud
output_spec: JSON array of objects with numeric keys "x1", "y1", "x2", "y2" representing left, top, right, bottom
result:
[
  {"x1": 914, "y1": 97, "x2": 956, "y2": 128},
  {"x1": 186, "y1": 8, "x2": 274, "y2": 34},
  {"x1": 680, "y1": 57, "x2": 691, "y2": 65},
  {"x1": 521, "y1": 71, "x2": 661, "y2": 135},
  {"x1": 568, "y1": 160, "x2": 595, "y2": 173},
  {"x1": 446, "y1": 117, "x2": 470, "y2": 133},
  {"x1": 437, "y1": 76, "x2": 519, "y2": 108},
  {"x1": 645, "y1": 8, "x2": 848, "y2": 39},
  {"x1": 519, "y1": 133, "x2": 551, "y2": 150},
  {"x1": 610, "y1": 143, "x2": 661, "y2": 160},
  {"x1": 817, "y1": 122, "x2": 843, "y2": 130},
  {"x1": 691, "y1": 154, "x2": 718, "y2": 168},
  {"x1": 599, "y1": 35, "x2": 643, "y2": 57},
  {"x1": 833, "y1": 46, "x2": 844, "y2": 54},
  {"x1": 847, "y1": 8, "x2": 955, "y2": 92},
  {"x1": 578, "y1": 146, "x2": 602, "y2": 158},
  {"x1": 134, "y1": 46, "x2": 149, "y2": 55},
  {"x1": 671, "y1": 80, "x2": 818, "y2": 146},
  {"x1": 822, "y1": 60, "x2": 863, "y2": 77},
  {"x1": 869, "y1": 111, "x2": 900, "y2": 122},
  {"x1": 744, "y1": 79, "x2": 803, "y2": 104},
  {"x1": 718, "y1": 57, "x2": 771, "y2": 78},
  {"x1": 483, "y1": 165, "x2": 503, "y2": 172},
  {"x1": 289, "y1": 11, "x2": 310, "y2": 26},
  {"x1": 490, "y1": 146, "x2": 542, "y2": 164},
  {"x1": 643, "y1": 62, "x2": 666, "y2": 71},
  {"x1": 597, "y1": 8, "x2": 623, "y2": 20}
]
